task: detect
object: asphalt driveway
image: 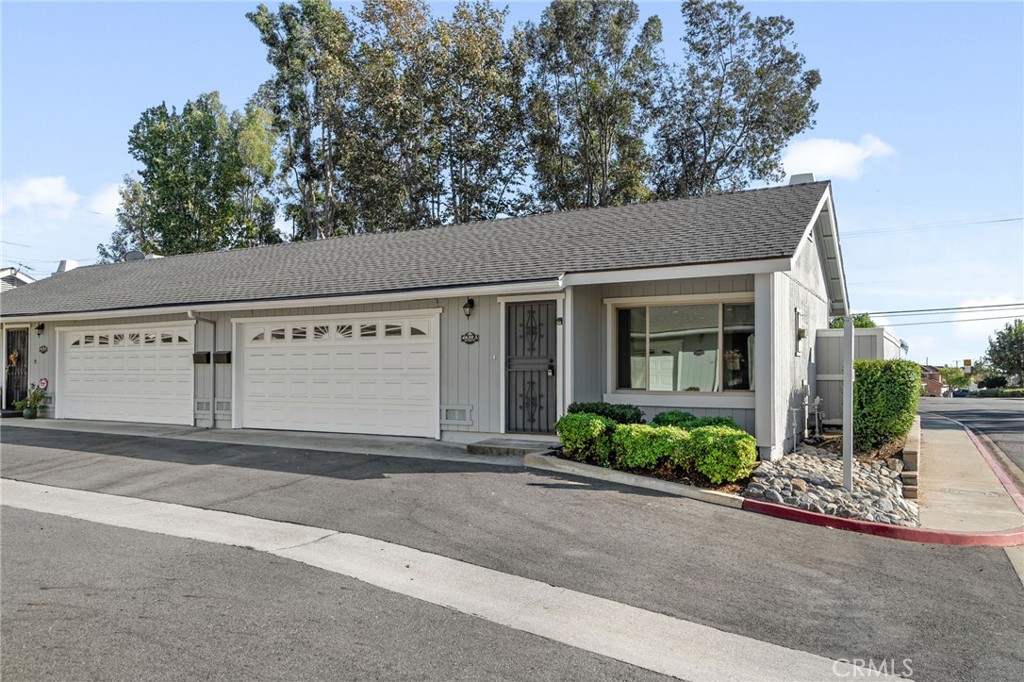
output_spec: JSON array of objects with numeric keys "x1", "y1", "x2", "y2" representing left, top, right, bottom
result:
[{"x1": 2, "y1": 424, "x2": 1023, "y2": 681}]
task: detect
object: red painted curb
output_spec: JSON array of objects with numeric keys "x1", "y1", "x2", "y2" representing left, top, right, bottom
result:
[{"x1": 741, "y1": 498, "x2": 1024, "y2": 547}]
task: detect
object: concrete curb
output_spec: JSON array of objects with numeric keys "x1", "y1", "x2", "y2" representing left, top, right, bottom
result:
[
  {"x1": 522, "y1": 453, "x2": 745, "y2": 509},
  {"x1": 525, "y1": 454, "x2": 1024, "y2": 546},
  {"x1": 741, "y1": 499, "x2": 1024, "y2": 547}
]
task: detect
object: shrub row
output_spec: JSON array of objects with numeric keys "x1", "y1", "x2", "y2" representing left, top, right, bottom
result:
[
  {"x1": 853, "y1": 359, "x2": 920, "y2": 451},
  {"x1": 556, "y1": 412, "x2": 757, "y2": 485},
  {"x1": 977, "y1": 387, "x2": 1024, "y2": 398},
  {"x1": 650, "y1": 410, "x2": 739, "y2": 430},
  {"x1": 567, "y1": 401, "x2": 645, "y2": 424}
]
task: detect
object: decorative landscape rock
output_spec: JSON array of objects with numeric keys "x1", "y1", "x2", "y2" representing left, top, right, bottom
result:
[{"x1": 741, "y1": 441, "x2": 919, "y2": 527}]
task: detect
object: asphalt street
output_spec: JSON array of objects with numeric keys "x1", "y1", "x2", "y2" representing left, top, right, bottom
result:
[
  {"x1": 3, "y1": 425, "x2": 1023, "y2": 681},
  {"x1": 919, "y1": 396, "x2": 1024, "y2": 476}
]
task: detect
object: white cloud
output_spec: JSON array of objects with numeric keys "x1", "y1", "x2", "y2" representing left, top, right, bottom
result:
[
  {"x1": 1, "y1": 176, "x2": 80, "y2": 218},
  {"x1": 782, "y1": 134, "x2": 894, "y2": 180},
  {"x1": 87, "y1": 183, "x2": 121, "y2": 217}
]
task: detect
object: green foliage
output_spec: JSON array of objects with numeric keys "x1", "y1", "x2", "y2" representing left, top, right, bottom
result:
[
  {"x1": 555, "y1": 413, "x2": 616, "y2": 466},
  {"x1": 13, "y1": 381, "x2": 48, "y2": 412},
  {"x1": 567, "y1": 401, "x2": 645, "y2": 424},
  {"x1": 853, "y1": 360, "x2": 920, "y2": 450},
  {"x1": 979, "y1": 375, "x2": 1008, "y2": 389},
  {"x1": 97, "y1": 93, "x2": 282, "y2": 261},
  {"x1": 829, "y1": 313, "x2": 877, "y2": 329},
  {"x1": 651, "y1": 410, "x2": 740, "y2": 430},
  {"x1": 653, "y1": 0, "x2": 820, "y2": 197},
  {"x1": 524, "y1": 0, "x2": 662, "y2": 210},
  {"x1": 688, "y1": 425, "x2": 757, "y2": 484},
  {"x1": 984, "y1": 319, "x2": 1024, "y2": 384},
  {"x1": 611, "y1": 424, "x2": 689, "y2": 471},
  {"x1": 938, "y1": 366, "x2": 970, "y2": 390},
  {"x1": 977, "y1": 387, "x2": 1024, "y2": 398}
]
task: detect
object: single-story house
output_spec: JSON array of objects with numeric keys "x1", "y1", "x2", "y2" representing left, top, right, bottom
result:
[
  {"x1": 0, "y1": 178, "x2": 848, "y2": 460},
  {"x1": 1, "y1": 266, "x2": 35, "y2": 292}
]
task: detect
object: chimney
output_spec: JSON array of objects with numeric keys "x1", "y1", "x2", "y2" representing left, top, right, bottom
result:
[
  {"x1": 789, "y1": 173, "x2": 817, "y2": 185},
  {"x1": 54, "y1": 259, "x2": 79, "y2": 275}
]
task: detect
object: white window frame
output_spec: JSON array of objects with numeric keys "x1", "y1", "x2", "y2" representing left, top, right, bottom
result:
[{"x1": 604, "y1": 293, "x2": 755, "y2": 409}]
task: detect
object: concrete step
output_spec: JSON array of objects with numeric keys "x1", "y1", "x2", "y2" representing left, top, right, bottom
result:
[{"x1": 466, "y1": 438, "x2": 558, "y2": 457}]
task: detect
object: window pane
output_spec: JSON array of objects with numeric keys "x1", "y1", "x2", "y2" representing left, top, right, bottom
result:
[
  {"x1": 649, "y1": 305, "x2": 719, "y2": 392},
  {"x1": 723, "y1": 304, "x2": 755, "y2": 390},
  {"x1": 384, "y1": 323, "x2": 402, "y2": 337},
  {"x1": 360, "y1": 324, "x2": 377, "y2": 338},
  {"x1": 616, "y1": 308, "x2": 647, "y2": 389}
]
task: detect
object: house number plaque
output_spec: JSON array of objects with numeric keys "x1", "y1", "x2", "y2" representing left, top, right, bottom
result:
[
  {"x1": 39, "y1": 345, "x2": 48, "y2": 354},
  {"x1": 461, "y1": 331, "x2": 479, "y2": 345}
]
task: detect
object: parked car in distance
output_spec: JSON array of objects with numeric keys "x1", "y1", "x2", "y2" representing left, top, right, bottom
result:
[{"x1": 952, "y1": 388, "x2": 970, "y2": 397}]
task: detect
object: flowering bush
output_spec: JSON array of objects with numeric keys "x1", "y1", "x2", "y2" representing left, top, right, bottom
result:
[{"x1": 15, "y1": 378, "x2": 49, "y2": 412}]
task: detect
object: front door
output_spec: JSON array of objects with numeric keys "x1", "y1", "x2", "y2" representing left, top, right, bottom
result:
[
  {"x1": 506, "y1": 301, "x2": 557, "y2": 434},
  {"x1": 4, "y1": 328, "x2": 29, "y2": 410}
]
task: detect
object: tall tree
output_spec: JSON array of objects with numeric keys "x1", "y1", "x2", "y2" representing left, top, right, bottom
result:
[
  {"x1": 525, "y1": 0, "x2": 663, "y2": 211},
  {"x1": 248, "y1": 0, "x2": 355, "y2": 240},
  {"x1": 96, "y1": 176, "x2": 157, "y2": 263},
  {"x1": 430, "y1": 1, "x2": 530, "y2": 223},
  {"x1": 345, "y1": 0, "x2": 438, "y2": 232},
  {"x1": 97, "y1": 94, "x2": 283, "y2": 262},
  {"x1": 984, "y1": 319, "x2": 1024, "y2": 384},
  {"x1": 654, "y1": 0, "x2": 821, "y2": 197}
]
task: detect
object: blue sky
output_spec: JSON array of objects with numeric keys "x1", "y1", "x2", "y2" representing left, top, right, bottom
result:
[{"x1": 2, "y1": 1, "x2": 1022, "y2": 368}]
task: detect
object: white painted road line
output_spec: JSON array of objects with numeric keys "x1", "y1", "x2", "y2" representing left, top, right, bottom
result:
[{"x1": 2, "y1": 479, "x2": 908, "y2": 682}]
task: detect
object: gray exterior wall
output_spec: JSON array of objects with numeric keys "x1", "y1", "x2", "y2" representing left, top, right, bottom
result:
[
  {"x1": 11, "y1": 295, "x2": 510, "y2": 436},
  {"x1": 815, "y1": 327, "x2": 904, "y2": 423},
  {"x1": 773, "y1": 234, "x2": 831, "y2": 452},
  {"x1": 570, "y1": 275, "x2": 757, "y2": 434}
]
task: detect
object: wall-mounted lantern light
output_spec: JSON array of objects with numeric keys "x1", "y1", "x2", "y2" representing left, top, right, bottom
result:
[
  {"x1": 34, "y1": 323, "x2": 45, "y2": 336},
  {"x1": 463, "y1": 298, "x2": 475, "y2": 318}
]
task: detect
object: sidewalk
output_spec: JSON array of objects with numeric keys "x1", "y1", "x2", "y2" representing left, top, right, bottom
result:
[{"x1": 917, "y1": 414, "x2": 1024, "y2": 533}]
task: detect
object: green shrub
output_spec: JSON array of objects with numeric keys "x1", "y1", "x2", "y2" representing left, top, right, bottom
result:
[
  {"x1": 651, "y1": 410, "x2": 741, "y2": 431},
  {"x1": 555, "y1": 413, "x2": 616, "y2": 466},
  {"x1": 567, "y1": 401, "x2": 645, "y2": 424},
  {"x1": 689, "y1": 426, "x2": 758, "y2": 485},
  {"x1": 977, "y1": 387, "x2": 1024, "y2": 398},
  {"x1": 853, "y1": 359, "x2": 921, "y2": 450},
  {"x1": 611, "y1": 424, "x2": 689, "y2": 471}
]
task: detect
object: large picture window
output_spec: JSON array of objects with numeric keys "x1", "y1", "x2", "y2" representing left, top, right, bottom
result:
[{"x1": 615, "y1": 302, "x2": 754, "y2": 392}]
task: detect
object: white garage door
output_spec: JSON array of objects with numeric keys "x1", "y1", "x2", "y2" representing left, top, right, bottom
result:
[
  {"x1": 60, "y1": 325, "x2": 194, "y2": 425},
  {"x1": 240, "y1": 314, "x2": 440, "y2": 438}
]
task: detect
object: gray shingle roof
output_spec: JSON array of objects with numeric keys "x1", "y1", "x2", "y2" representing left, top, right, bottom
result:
[{"x1": 0, "y1": 181, "x2": 829, "y2": 317}]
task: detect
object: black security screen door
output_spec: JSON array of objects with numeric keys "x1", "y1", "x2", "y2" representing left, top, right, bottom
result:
[
  {"x1": 5, "y1": 328, "x2": 29, "y2": 410},
  {"x1": 506, "y1": 301, "x2": 557, "y2": 434}
]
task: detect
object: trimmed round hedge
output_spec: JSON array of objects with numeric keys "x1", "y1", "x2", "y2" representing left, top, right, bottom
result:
[{"x1": 687, "y1": 425, "x2": 758, "y2": 485}]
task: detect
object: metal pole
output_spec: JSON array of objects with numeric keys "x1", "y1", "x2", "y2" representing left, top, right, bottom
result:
[{"x1": 842, "y1": 316, "x2": 855, "y2": 491}]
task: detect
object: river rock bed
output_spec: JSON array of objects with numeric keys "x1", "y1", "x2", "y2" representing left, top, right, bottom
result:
[{"x1": 741, "y1": 442, "x2": 919, "y2": 527}]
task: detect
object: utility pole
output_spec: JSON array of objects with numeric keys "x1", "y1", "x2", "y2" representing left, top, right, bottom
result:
[{"x1": 842, "y1": 315, "x2": 854, "y2": 491}]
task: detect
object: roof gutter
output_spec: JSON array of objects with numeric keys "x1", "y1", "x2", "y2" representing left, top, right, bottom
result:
[{"x1": 3, "y1": 279, "x2": 565, "y2": 323}]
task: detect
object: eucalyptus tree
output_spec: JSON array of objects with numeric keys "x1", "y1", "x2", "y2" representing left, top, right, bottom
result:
[
  {"x1": 653, "y1": 0, "x2": 821, "y2": 197},
  {"x1": 524, "y1": 0, "x2": 663, "y2": 211},
  {"x1": 430, "y1": 1, "x2": 531, "y2": 223},
  {"x1": 248, "y1": 0, "x2": 355, "y2": 239}
]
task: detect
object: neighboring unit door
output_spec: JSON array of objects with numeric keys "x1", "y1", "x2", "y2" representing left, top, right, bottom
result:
[
  {"x1": 239, "y1": 314, "x2": 439, "y2": 438},
  {"x1": 506, "y1": 301, "x2": 557, "y2": 434},
  {"x1": 4, "y1": 328, "x2": 29, "y2": 410},
  {"x1": 60, "y1": 326, "x2": 194, "y2": 425}
]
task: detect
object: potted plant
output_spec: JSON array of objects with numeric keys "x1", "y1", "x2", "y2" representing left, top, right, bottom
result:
[{"x1": 14, "y1": 378, "x2": 49, "y2": 419}]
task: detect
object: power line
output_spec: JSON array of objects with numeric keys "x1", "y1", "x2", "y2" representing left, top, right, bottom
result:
[
  {"x1": 843, "y1": 216, "x2": 1021, "y2": 238},
  {"x1": 867, "y1": 302, "x2": 1024, "y2": 316},
  {"x1": 884, "y1": 314, "x2": 1022, "y2": 328}
]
